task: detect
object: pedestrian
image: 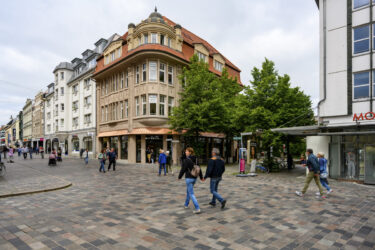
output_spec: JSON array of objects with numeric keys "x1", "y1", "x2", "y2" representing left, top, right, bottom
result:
[
  {"x1": 146, "y1": 147, "x2": 151, "y2": 163},
  {"x1": 296, "y1": 149, "x2": 325, "y2": 199},
  {"x1": 23, "y1": 146, "x2": 28, "y2": 159},
  {"x1": 317, "y1": 152, "x2": 332, "y2": 195},
  {"x1": 17, "y1": 147, "x2": 21, "y2": 157},
  {"x1": 57, "y1": 147, "x2": 62, "y2": 162},
  {"x1": 166, "y1": 151, "x2": 173, "y2": 175},
  {"x1": 29, "y1": 146, "x2": 33, "y2": 159},
  {"x1": 158, "y1": 149, "x2": 167, "y2": 176},
  {"x1": 40, "y1": 146, "x2": 44, "y2": 159},
  {"x1": 80, "y1": 148, "x2": 84, "y2": 159},
  {"x1": 150, "y1": 149, "x2": 155, "y2": 164},
  {"x1": 107, "y1": 148, "x2": 117, "y2": 171},
  {"x1": 178, "y1": 147, "x2": 203, "y2": 214},
  {"x1": 204, "y1": 148, "x2": 227, "y2": 209},
  {"x1": 84, "y1": 149, "x2": 89, "y2": 165},
  {"x1": 8, "y1": 147, "x2": 14, "y2": 163},
  {"x1": 98, "y1": 149, "x2": 106, "y2": 173},
  {"x1": 3, "y1": 146, "x2": 8, "y2": 159}
]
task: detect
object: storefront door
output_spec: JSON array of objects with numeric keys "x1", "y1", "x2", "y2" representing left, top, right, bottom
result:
[{"x1": 365, "y1": 145, "x2": 375, "y2": 184}]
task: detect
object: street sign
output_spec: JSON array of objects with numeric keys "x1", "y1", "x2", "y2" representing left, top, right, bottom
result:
[{"x1": 233, "y1": 137, "x2": 241, "y2": 140}]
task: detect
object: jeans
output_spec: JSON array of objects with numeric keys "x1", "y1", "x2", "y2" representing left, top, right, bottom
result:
[
  {"x1": 99, "y1": 160, "x2": 105, "y2": 172},
  {"x1": 210, "y1": 177, "x2": 224, "y2": 204},
  {"x1": 302, "y1": 172, "x2": 324, "y2": 195},
  {"x1": 18, "y1": 151, "x2": 21, "y2": 157},
  {"x1": 84, "y1": 157, "x2": 89, "y2": 165},
  {"x1": 320, "y1": 177, "x2": 331, "y2": 191},
  {"x1": 185, "y1": 178, "x2": 200, "y2": 210},
  {"x1": 23, "y1": 153, "x2": 27, "y2": 159},
  {"x1": 159, "y1": 163, "x2": 166, "y2": 175},
  {"x1": 29, "y1": 153, "x2": 32, "y2": 159},
  {"x1": 108, "y1": 159, "x2": 116, "y2": 171}
]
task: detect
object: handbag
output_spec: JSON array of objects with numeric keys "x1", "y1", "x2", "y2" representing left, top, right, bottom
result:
[
  {"x1": 320, "y1": 172, "x2": 328, "y2": 178},
  {"x1": 187, "y1": 157, "x2": 201, "y2": 177}
]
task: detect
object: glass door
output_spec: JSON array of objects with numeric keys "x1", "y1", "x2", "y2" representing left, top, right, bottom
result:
[
  {"x1": 329, "y1": 143, "x2": 340, "y2": 178},
  {"x1": 364, "y1": 145, "x2": 375, "y2": 184}
]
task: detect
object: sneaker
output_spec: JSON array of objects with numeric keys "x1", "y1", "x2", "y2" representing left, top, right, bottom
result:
[
  {"x1": 193, "y1": 209, "x2": 201, "y2": 214},
  {"x1": 295, "y1": 191, "x2": 304, "y2": 197},
  {"x1": 209, "y1": 202, "x2": 216, "y2": 207},
  {"x1": 221, "y1": 200, "x2": 227, "y2": 209},
  {"x1": 327, "y1": 189, "x2": 333, "y2": 194},
  {"x1": 184, "y1": 206, "x2": 189, "y2": 209},
  {"x1": 315, "y1": 192, "x2": 321, "y2": 196}
]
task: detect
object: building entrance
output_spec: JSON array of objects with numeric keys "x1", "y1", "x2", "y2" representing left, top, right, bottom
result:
[{"x1": 146, "y1": 135, "x2": 163, "y2": 163}]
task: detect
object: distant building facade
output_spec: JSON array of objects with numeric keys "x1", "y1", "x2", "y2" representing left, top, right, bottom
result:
[
  {"x1": 32, "y1": 91, "x2": 45, "y2": 149},
  {"x1": 22, "y1": 99, "x2": 33, "y2": 147}
]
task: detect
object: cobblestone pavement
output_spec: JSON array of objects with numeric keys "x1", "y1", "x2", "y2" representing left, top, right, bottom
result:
[{"x1": 0, "y1": 156, "x2": 375, "y2": 250}]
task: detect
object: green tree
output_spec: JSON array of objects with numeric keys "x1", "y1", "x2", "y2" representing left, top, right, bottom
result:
[
  {"x1": 169, "y1": 55, "x2": 241, "y2": 156},
  {"x1": 235, "y1": 59, "x2": 315, "y2": 164}
]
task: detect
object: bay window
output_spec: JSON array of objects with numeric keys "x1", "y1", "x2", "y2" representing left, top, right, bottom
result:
[
  {"x1": 151, "y1": 33, "x2": 158, "y2": 43},
  {"x1": 125, "y1": 69, "x2": 129, "y2": 88},
  {"x1": 142, "y1": 63, "x2": 147, "y2": 82},
  {"x1": 142, "y1": 95, "x2": 147, "y2": 115},
  {"x1": 136, "y1": 66, "x2": 140, "y2": 84},
  {"x1": 160, "y1": 95, "x2": 165, "y2": 116},
  {"x1": 149, "y1": 61, "x2": 157, "y2": 81},
  {"x1": 168, "y1": 66, "x2": 173, "y2": 85},
  {"x1": 135, "y1": 97, "x2": 139, "y2": 116},
  {"x1": 159, "y1": 63, "x2": 165, "y2": 82},
  {"x1": 149, "y1": 94, "x2": 157, "y2": 115},
  {"x1": 168, "y1": 97, "x2": 174, "y2": 116},
  {"x1": 125, "y1": 100, "x2": 128, "y2": 118}
]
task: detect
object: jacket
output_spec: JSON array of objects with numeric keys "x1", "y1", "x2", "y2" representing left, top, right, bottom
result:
[
  {"x1": 204, "y1": 156, "x2": 225, "y2": 179},
  {"x1": 178, "y1": 155, "x2": 203, "y2": 179},
  {"x1": 159, "y1": 153, "x2": 167, "y2": 164},
  {"x1": 307, "y1": 154, "x2": 320, "y2": 174},
  {"x1": 319, "y1": 158, "x2": 327, "y2": 174}
]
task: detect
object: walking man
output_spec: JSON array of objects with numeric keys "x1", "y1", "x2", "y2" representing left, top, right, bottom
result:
[
  {"x1": 204, "y1": 148, "x2": 227, "y2": 209},
  {"x1": 84, "y1": 149, "x2": 89, "y2": 165},
  {"x1": 107, "y1": 148, "x2": 117, "y2": 171},
  {"x1": 296, "y1": 149, "x2": 325, "y2": 199},
  {"x1": 158, "y1": 149, "x2": 167, "y2": 176}
]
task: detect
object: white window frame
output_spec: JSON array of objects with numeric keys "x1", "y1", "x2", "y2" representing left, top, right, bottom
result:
[
  {"x1": 159, "y1": 63, "x2": 166, "y2": 83},
  {"x1": 214, "y1": 60, "x2": 223, "y2": 72},
  {"x1": 151, "y1": 33, "x2": 158, "y2": 43},
  {"x1": 125, "y1": 100, "x2": 128, "y2": 118},
  {"x1": 168, "y1": 66, "x2": 173, "y2": 85},
  {"x1": 353, "y1": 71, "x2": 370, "y2": 100},
  {"x1": 120, "y1": 102, "x2": 124, "y2": 119},
  {"x1": 121, "y1": 72, "x2": 124, "y2": 88},
  {"x1": 149, "y1": 61, "x2": 157, "y2": 82},
  {"x1": 168, "y1": 97, "x2": 174, "y2": 116},
  {"x1": 135, "y1": 97, "x2": 140, "y2": 116},
  {"x1": 136, "y1": 66, "x2": 140, "y2": 84},
  {"x1": 197, "y1": 51, "x2": 207, "y2": 62},
  {"x1": 353, "y1": 25, "x2": 370, "y2": 55},
  {"x1": 142, "y1": 95, "x2": 147, "y2": 115},
  {"x1": 144, "y1": 34, "x2": 148, "y2": 44},
  {"x1": 160, "y1": 95, "x2": 165, "y2": 116},
  {"x1": 142, "y1": 63, "x2": 147, "y2": 82},
  {"x1": 149, "y1": 94, "x2": 157, "y2": 116},
  {"x1": 101, "y1": 107, "x2": 104, "y2": 122},
  {"x1": 125, "y1": 69, "x2": 129, "y2": 88}
]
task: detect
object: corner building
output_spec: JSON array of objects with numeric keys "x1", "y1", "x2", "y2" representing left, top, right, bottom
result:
[{"x1": 94, "y1": 10, "x2": 241, "y2": 165}]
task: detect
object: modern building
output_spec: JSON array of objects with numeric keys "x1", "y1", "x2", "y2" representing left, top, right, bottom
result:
[
  {"x1": 22, "y1": 99, "x2": 33, "y2": 147},
  {"x1": 93, "y1": 9, "x2": 241, "y2": 164},
  {"x1": 44, "y1": 83, "x2": 55, "y2": 152},
  {"x1": 274, "y1": 0, "x2": 375, "y2": 184},
  {"x1": 32, "y1": 91, "x2": 45, "y2": 149}
]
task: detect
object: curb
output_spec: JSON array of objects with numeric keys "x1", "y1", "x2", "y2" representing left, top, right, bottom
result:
[{"x1": 0, "y1": 182, "x2": 72, "y2": 199}]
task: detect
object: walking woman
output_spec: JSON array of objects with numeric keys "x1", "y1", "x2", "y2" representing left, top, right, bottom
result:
[
  {"x1": 317, "y1": 152, "x2": 332, "y2": 194},
  {"x1": 98, "y1": 149, "x2": 106, "y2": 173},
  {"x1": 178, "y1": 147, "x2": 203, "y2": 214}
]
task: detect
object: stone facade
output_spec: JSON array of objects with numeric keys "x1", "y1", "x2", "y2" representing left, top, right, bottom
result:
[
  {"x1": 22, "y1": 99, "x2": 33, "y2": 146},
  {"x1": 32, "y1": 91, "x2": 45, "y2": 149}
]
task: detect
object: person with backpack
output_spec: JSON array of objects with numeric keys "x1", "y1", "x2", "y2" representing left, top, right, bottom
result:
[
  {"x1": 98, "y1": 149, "x2": 106, "y2": 173},
  {"x1": 204, "y1": 148, "x2": 226, "y2": 209},
  {"x1": 296, "y1": 149, "x2": 325, "y2": 199},
  {"x1": 158, "y1": 149, "x2": 167, "y2": 176},
  {"x1": 178, "y1": 147, "x2": 203, "y2": 214}
]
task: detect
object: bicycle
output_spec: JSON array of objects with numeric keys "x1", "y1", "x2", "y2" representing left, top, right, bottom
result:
[
  {"x1": 0, "y1": 162, "x2": 6, "y2": 177},
  {"x1": 255, "y1": 164, "x2": 269, "y2": 174}
]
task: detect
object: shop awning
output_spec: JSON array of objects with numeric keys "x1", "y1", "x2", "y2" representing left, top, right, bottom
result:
[
  {"x1": 271, "y1": 125, "x2": 320, "y2": 136},
  {"x1": 129, "y1": 128, "x2": 177, "y2": 135},
  {"x1": 98, "y1": 130, "x2": 128, "y2": 137}
]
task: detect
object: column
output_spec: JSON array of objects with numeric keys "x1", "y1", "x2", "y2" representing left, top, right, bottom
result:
[
  {"x1": 117, "y1": 136, "x2": 121, "y2": 160},
  {"x1": 172, "y1": 135, "x2": 180, "y2": 166},
  {"x1": 128, "y1": 135, "x2": 136, "y2": 163},
  {"x1": 163, "y1": 135, "x2": 167, "y2": 151},
  {"x1": 141, "y1": 135, "x2": 146, "y2": 164}
]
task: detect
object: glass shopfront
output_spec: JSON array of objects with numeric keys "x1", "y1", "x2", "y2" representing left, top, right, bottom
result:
[
  {"x1": 121, "y1": 136, "x2": 128, "y2": 160},
  {"x1": 330, "y1": 135, "x2": 375, "y2": 183},
  {"x1": 136, "y1": 135, "x2": 141, "y2": 163}
]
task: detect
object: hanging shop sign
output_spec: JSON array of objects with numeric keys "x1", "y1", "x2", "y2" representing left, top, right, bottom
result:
[{"x1": 353, "y1": 112, "x2": 375, "y2": 121}]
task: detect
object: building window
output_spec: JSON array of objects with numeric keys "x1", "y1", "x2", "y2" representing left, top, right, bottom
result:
[
  {"x1": 138, "y1": 37, "x2": 141, "y2": 46},
  {"x1": 159, "y1": 63, "x2": 165, "y2": 82},
  {"x1": 354, "y1": 71, "x2": 370, "y2": 99},
  {"x1": 354, "y1": 25, "x2": 370, "y2": 54},
  {"x1": 160, "y1": 34, "x2": 164, "y2": 45},
  {"x1": 125, "y1": 69, "x2": 129, "y2": 88},
  {"x1": 111, "y1": 51, "x2": 115, "y2": 61},
  {"x1": 73, "y1": 84, "x2": 79, "y2": 95},
  {"x1": 61, "y1": 87, "x2": 64, "y2": 96},
  {"x1": 120, "y1": 102, "x2": 124, "y2": 119},
  {"x1": 142, "y1": 95, "x2": 147, "y2": 115},
  {"x1": 144, "y1": 34, "x2": 148, "y2": 44},
  {"x1": 84, "y1": 114, "x2": 91, "y2": 124},
  {"x1": 149, "y1": 94, "x2": 157, "y2": 115},
  {"x1": 135, "y1": 97, "x2": 140, "y2": 116},
  {"x1": 55, "y1": 89, "x2": 58, "y2": 100},
  {"x1": 168, "y1": 66, "x2": 173, "y2": 85},
  {"x1": 117, "y1": 47, "x2": 121, "y2": 58},
  {"x1": 197, "y1": 51, "x2": 207, "y2": 62},
  {"x1": 84, "y1": 96, "x2": 92, "y2": 106},
  {"x1": 121, "y1": 72, "x2": 124, "y2": 88},
  {"x1": 101, "y1": 107, "x2": 104, "y2": 122},
  {"x1": 55, "y1": 104, "x2": 58, "y2": 116},
  {"x1": 105, "y1": 80, "x2": 108, "y2": 94},
  {"x1": 60, "y1": 72, "x2": 64, "y2": 80},
  {"x1": 47, "y1": 112, "x2": 51, "y2": 120},
  {"x1": 47, "y1": 124, "x2": 51, "y2": 132},
  {"x1": 136, "y1": 66, "x2": 140, "y2": 84},
  {"x1": 84, "y1": 78, "x2": 91, "y2": 89},
  {"x1": 149, "y1": 61, "x2": 157, "y2": 81},
  {"x1": 72, "y1": 101, "x2": 78, "y2": 111},
  {"x1": 72, "y1": 117, "x2": 78, "y2": 127},
  {"x1": 214, "y1": 60, "x2": 223, "y2": 72},
  {"x1": 105, "y1": 106, "x2": 108, "y2": 121},
  {"x1": 168, "y1": 97, "x2": 174, "y2": 116},
  {"x1": 125, "y1": 100, "x2": 128, "y2": 117},
  {"x1": 61, "y1": 104, "x2": 64, "y2": 111},
  {"x1": 354, "y1": 0, "x2": 370, "y2": 9},
  {"x1": 60, "y1": 119, "x2": 64, "y2": 127},
  {"x1": 160, "y1": 95, "x2": 165, "y2": 116},
  {"x1": 83, "y1": 137, "x2": 93, "y2": 152},
  {"x1": 142, "y1": 63, "x2": 147, "y2": 82},
  {"x1": 151, "y1": 33, "x2": 158, "y2": 43}
]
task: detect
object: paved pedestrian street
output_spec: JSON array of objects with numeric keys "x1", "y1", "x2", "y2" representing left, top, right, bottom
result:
[{"x1": 0, "y1": 157, "x2": 375, "y2": 250}]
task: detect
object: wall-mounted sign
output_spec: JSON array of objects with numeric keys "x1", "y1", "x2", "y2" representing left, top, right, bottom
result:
[{"x1": 353, "y1": 112, "x2": 375, "y2": 121}]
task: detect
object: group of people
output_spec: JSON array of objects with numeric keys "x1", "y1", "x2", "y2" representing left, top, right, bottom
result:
[
  {"x1": 158, "y1": 149, "x2": 173, "y2": 176},
  {"x1": 178, "y1": 147, "x2": 227, "y2": 214},
  {"x1": 296, "y1": 148, "x2": 332, "y2": 199},
  {"x1": 0, "y1": 145, "x2": 46, "y2": 162},
  {"x1": 97, "y1": 147, "x2": 117, "y2": 173}
]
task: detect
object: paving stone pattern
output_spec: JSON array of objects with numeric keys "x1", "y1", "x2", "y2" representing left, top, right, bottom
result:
[{"x1": 0, "y1": 156, "x2": 375, "y2": 249}]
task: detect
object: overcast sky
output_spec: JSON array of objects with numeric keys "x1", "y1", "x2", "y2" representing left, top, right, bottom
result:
[{"x1": 0, "y1": 0, "x2": 319, "y2": 125}]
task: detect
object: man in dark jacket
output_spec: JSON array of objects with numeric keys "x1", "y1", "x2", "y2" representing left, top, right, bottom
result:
[
  {"x1": 296, "y1": 149, "x2": 325, "y2": 198},
  {"x1": 204, "y1": 148, "x2": 227, "y2": 209},
  {"x1": 107, "y1": 148, "x2": 117, "y2": 171}
]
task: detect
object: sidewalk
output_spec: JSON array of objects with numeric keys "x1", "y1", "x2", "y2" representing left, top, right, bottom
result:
[{"x1": 0, "y1": 157, "x2": 71, "y2": 198}]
